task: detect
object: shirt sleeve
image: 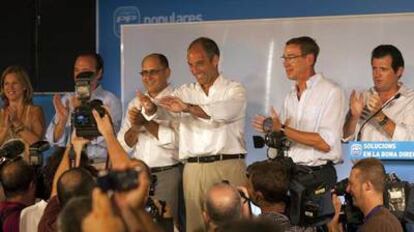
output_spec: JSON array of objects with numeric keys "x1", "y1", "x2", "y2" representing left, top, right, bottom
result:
[
  {"x1": 199, "y1": 83, "x2": 246, "y2": 123},
  {"x1": 392, "y1": 110, "x2": 414, "y2": 140},
  {"x1": 44, "y1": 94, "x2": 71, "y2": 147},
  {"x1": 317, "y1": 87, "x2": 346, "y2": 148},
  {"x1": 105, "y1": 93, "x2": 122, "y2": 133}
]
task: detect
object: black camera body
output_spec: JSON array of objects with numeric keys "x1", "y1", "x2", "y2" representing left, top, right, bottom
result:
[
  {"x1": 72, "y1": 71, "x2": 106, "y2": 139},
  {"x1": 97, "y1": 168, "x2": 141, "y2": 192},
  {"x1": 73, "y1": 99, "x2": 106, "y2": 138}
]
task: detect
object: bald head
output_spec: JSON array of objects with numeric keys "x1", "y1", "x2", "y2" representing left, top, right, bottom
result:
[
  {"x1": 204, "y1": 183, "x2": 242, "y2": 227},
  {"x1": 57, "y1": 168, "x2": 95, "y2": 206}
]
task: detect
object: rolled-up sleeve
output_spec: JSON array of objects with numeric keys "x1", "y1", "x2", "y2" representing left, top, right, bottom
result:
[
  {"x1": 318, "y1": 88, "x2": 345, "y2": 148},
  {"x1": 199, "y1": 83, "x2": 246, "y2": 123}
]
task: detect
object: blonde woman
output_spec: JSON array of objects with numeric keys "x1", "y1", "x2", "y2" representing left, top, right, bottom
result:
[{"x1": 0, "y1": 65, "x2": 45, "y2": 146}]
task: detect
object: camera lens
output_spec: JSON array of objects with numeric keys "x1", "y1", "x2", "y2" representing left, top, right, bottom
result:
[{"x1": 75, "y1": 114, "x2": 89, "y2": 126}]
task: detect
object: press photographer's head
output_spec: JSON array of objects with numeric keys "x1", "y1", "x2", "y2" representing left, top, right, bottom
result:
[
  {"x1": 0, "y1": 158, "x2": 36, "y2": 204},
  {"x1": 246, "y1": 160, "x2": 289, "y2": 207},
  {"x1": 347, "y1": 158, "x2": 386, "y2": 213}
]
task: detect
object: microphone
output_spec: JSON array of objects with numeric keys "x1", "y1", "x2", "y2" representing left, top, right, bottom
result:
[
  {"x1": 356, "y1": 93, "x2": 401, "y2": 141},
  {"x1": 0, "y1": 139, "x2": 25, "y2": 159}
]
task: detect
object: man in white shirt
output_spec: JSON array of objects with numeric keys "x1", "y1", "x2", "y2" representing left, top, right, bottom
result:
[
  {"x1": 117, "y1": 53, "x2": 181, "y2": 221},
  {"x1": 253, "y1": 36, "x2": 345, "y2": 186},
  {"x1": 45, "y1": 53, "x2": 122, "y2": 165},
  {"x1": 343, "y1": 45, "x2": 414, "y2": 141},
  {"x1": 141, "y1": 37, "x2": 247, "y2": 231}
]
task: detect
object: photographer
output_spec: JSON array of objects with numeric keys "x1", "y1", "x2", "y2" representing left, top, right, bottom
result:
[
  {"x1": 91, "y1": 107, "x2": 175, "y2": 231},
  {"x1": 202, "y1": 182, "x2": 244, "y2": 231},
  {"x1": 244, "y1": 160, "x2": 315, "y2": 232},
  {"x1": 328, "y1": 158, "x2": 403, "y2": 232},
  {"x1": 0, "y1": 158, "x2": 36, "y2": 232},
  {"x1": 45, "y1": 52, "x2": 122, "y2": 167}
]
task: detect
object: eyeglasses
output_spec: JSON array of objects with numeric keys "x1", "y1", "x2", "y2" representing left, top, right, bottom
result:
[
  {"x1": 139, "y1": 68, "x2": 165, "y2": 77},
  {"x1": 280, "y1": 54, "x2": 306, "y2": 62}
]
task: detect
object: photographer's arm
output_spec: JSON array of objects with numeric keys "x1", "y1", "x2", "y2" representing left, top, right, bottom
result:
[
  {"x1": 92, "y1": 110, "x2": 129, "y2": 169},
  {"x1": 327, "y1": 194, "x2": 343, "y2": 232},
  {"x1": 50, "y1": 145, "x2": 71, "y2": 198}
]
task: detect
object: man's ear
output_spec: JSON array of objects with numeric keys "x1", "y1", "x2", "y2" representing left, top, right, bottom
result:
[{"x1": 396, "y1": 67, "x2": 404, "y2": 79}]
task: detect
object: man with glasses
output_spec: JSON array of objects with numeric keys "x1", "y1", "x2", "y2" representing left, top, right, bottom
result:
[
  {"x1": 140, "y1": 37, "x2": 247, "y2": 231},
  {"x1": 117, "y1": 53, "x2": 181, "y2": 224},
  {"x1": 252, "y1": 36, "x2": 345, "y2": 186}
]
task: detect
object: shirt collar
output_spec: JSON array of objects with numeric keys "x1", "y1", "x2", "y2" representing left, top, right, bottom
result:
[
  {"x1": 145, "y1": 85, "x2": 173, "y2": 101},
  {"x1": 91, "y1": 84, "x2": 104, "y2": 97},
  {"x1": 368, "y1": 82, "x2": 410, "y2": 98},
  {"x1": 291, "y1": 73, "x2": 322, "y2": 92},
  {"x1": 195, "y1": 74, "x2": 223, "y2": 93}
]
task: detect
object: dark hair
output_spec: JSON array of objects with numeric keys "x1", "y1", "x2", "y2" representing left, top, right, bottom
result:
[
  {"x1": 57, "y1": 167, "x2": 96, "y2": 206},
  {"x1": 58, "y1": 196, "x2": 92, "y2": 232},
  {"x1": 286, "y1": 36, "x2": 320, "y2": 65},
  {"x1": 142, "y1": 53, "x2": 170, "y2": 68},
  {"x1": 247, "y1": 160, "x2": 289, "y2": 203},
  {"x1": 205, "y1": 183, "x2": 242, "y2": 227},
  {"x1": 352, "y1": 158, "x2": 386, "y2": 193},
  {"x1": 371, "y1": 45, "x2": 404, "y2": 73},
  {"x1": 0, "y1": 65, "x2": 33, "y2": 106},
  {"x1": 188, "y1": 37, "x2": 220, "y2": 60},
  {"x1": 0, "y1": 159, "x2": 35, "y2": 198},
  {"x1": 76, "y1": 52, "x2": 104, "y2": 74}
]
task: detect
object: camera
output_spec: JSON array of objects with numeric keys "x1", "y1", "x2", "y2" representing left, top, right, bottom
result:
[
  {"x1": 253, "y1": 117, "x2": 291, "y2": 159},
  {"x1": 0, "y1": 139, "x2": 26, "y2": 164},
  {"x1": 333, "y1": 178, "x2": 364, "y2": 230},
  {"x1": 72, "y1": 71, "x2": 106, "y2": 139},
  {"x1": 97, "y1": 168, "x2": 141, "y2": 192},
  {"x1": 29, "y1": 140, "x2": 50, "y2": 166}
]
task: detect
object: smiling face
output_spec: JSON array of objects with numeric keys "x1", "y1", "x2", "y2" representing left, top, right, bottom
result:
[
  {"x1": 140, "y1": 56, "x2": 170, "y2": 97},
  {"x1": 187, "y1": 43, "x2": 219, "y2": 88},
  {"x1": 282, "y1": 44, "x2": 311, "y2": 81},
  {"x1": 3, "y1": 73, "x2": 26, "y2": 102},
  {"x1": 371, "y1": 55, "x2": 402, "y2": 94},
  {"x1": 346, "y1": 168, "x2": 365, "y2": 208}
]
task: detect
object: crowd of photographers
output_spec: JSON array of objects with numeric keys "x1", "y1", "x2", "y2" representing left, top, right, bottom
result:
[{"x1": 0, "y1": 35, "x2": 414, "y2": 232}]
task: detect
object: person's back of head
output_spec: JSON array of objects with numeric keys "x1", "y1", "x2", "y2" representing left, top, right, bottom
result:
[
  {"x1": 0, "y1": 158, "x2": 35, "y2": 200},
  {"x1": 246, "y1": 160, "x2": 289, "y2": 206},
  {"x1": 203, "y1": 182, "x2": 242, "y2": 229},
  {"x1": 57, "y1": 167, "x2": 96, "y2": 207},
  {"x1": 57, "y1": 196, "x2": 92, "y2": 232}
]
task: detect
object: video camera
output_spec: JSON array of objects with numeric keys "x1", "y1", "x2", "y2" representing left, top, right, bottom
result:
[
  {"x1": 252, "y1": 118, "x2": 334, "y2": 227},
  {"x1": 253, "y1": 117, "x2": 291, "y2": 159},
  {"x1": 72, "y1": 71, "x2": 106, "y2": 139}
]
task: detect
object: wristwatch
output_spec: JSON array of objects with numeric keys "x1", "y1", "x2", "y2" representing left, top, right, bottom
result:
[{"x1": 378, "y1": 115, "x2": 389, "y2": 127}]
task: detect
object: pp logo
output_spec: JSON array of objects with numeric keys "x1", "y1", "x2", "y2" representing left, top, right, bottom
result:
[
  {"x1": 350, "y1": 144, "x2": 362, "y2": 157},
  {"x1": 113, "y1": 6, "x2": 141, "y2": 38}
]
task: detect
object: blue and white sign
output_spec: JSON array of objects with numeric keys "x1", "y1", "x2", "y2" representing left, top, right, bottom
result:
[{"x1": 347, "y1": 142, "x2": 414, "y2": 160}]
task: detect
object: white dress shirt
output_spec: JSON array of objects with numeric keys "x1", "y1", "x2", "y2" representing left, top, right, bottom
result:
[
  {"x1": 45, "y1": 85, "x2": 122, "y2": 159},
  {"x1": 282, "y1": 73, "x2": 345, "y2": 166},
  {"x1": 352, "y1": 84, "x2": 414, "y2": 141},
  {"x1": 19, "y1": 200, "x2": 47, "y2": 232},
  {"x1": 172, "y1": 75, "x2": 247, "y2": 159},
  {"x1": 117, "y1": 86, "x2": 179, "y2": 167},
  {"x1": 145, "y1": 75, "x2": 247, "y2": 160}
]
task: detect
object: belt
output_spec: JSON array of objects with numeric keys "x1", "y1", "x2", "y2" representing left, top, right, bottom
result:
[
  {"x1": 308, "y1": 161, "x2": 334, "y2": 171},
  {"x1": 150, "y1": 163, "x2": 180, "y2": 173},
  {"x1": 187, "y1": 154, "x2": 246, "y2": 163}
]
